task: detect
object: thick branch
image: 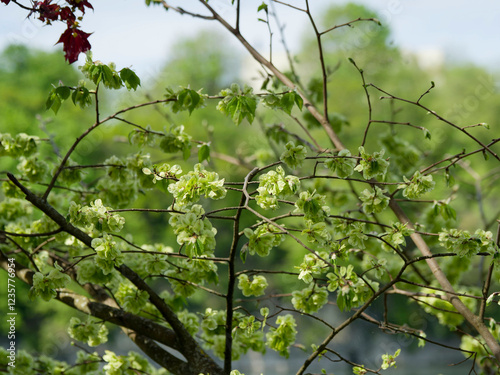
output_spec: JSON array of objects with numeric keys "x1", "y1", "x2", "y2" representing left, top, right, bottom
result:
[
  {"x1": 0, "y1": 253, "x2": 181, "y2": 350},
  {"x1": 6, "y1": 173, "x2": 224, "y2": 375},
  {"x1": 123, "y1": 329, "x2": 192, "y2": 374}
]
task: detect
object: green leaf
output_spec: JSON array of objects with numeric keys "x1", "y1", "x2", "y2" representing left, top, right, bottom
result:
[
  {"x1": 198, "y1": 143, "x2": 210, "y2": 163},
  {"x1": 258, "y1": 2, "x2": 268, "y2": 13},
  {"x1": 217, "y1": 84, "x2": 258, "y2": 125},
  {"x1": 46, "y1": 92, "x2": 62, "y2": 114},
  {"x1": 71, "y1": 85, "x2": 92, "y2": 108},
  {"x1": 46, "y1": 85, "x2": 72, "y2": 114},
  {"x1": 294, "y1": 92, "x2": 303, "y2": 111},
  {"x1": 240, "y1": 243, "x2": 248, "y2": 264},
  {"x1": 120, "y1": 68, "x2": 141, "y2": 91},
  {"x1": 422, "y1": 127, "x2": 432, "y2": 140},
  {"x1": 167, "y1": 87, "x2": 205, "y2": 114},
  {"x1": 261, "y1": 77, "x2": 270, "y2": 91},
  {"x1": 280, "y1": 141, "x2": 307, "y2": 169},
  {"x1": 280, "y1": 92, "x2": 295, "y2": 115},
  {"x1": 55, "y1": 86, "x2": 71, "y2": 100}
]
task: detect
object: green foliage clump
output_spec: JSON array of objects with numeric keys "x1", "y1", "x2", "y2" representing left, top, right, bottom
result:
[
  {"x1": 243, "y1": 223, "x2": 285, "y2": 257},
  {"x1": 80, "y1": 53, "x2": 140, "y2": 91},
  {"x1": 294, "y1": 190, "x2": 330, "y2": 223},
  {"x1": 115, "y1": 281, "x2": 151, "y2": 314},
  {"x1": 103, "y1": 350, "x2": 153, "y2": 375},
  {"x1": 165, "y1": 87, "x2": 206, "y2": 115},
  {"x1": 0, "y1": 133, "x2": 39, "y2": 157},
  {"x1": 255, "y1": 166, "x2": 300, "y2": 209},
  {"x1": 327, "y1": 264, "x2": 378, "y2": 312},
  {"x1": 67, "y1": 316, "x2": 109, "y2": 347},
  {"x1": 237, "y1": 274, "x2": 268, "y2": 297},
  {"x1": 324, "y1": 149, "x2": 356, "y2": 178},
  {"x1": 28, "y1": 266, "x2": 71, "y2": 301},
  {"x1": 158, "y1": 124, "x2": 193, "y2": 158},
  {"x1": 399, "y1": 171, "x2": 435, "y2": 199},
  {"x1": 354, "y1": 146, "x2": 389, "y2": 180},
  {"x1": 262, "y1": 90, "x2": 303, "y2": 115},
  {"x1": 200, "y1": 309, "x2": 265, "y2": 360},
  {"x1": 359, "y1": 186, "x2": 389, "y2": 214},
  {"x1": 382, "y1": 222, "x2": 413, "y2": 251},
  {"x1": 2, "y1": 2, "x2": 500, "y2": 374},
  {"x1": 168, "y1": 163, "x2": 226, "y2": 208},
  {"x1": 291, "y1": 284, "x2": 329, "y2": 313},
  {"x1": 297, "y1": 252, "x2": 332, "y2": 283},
  {"x1": 217, "y1": 83, "x2": 258, "y2": 125},
  {"x1": 439, "y1": 228, "x2": 496, "y2": 258},
  {"x1": 92, "y1": 233, "x2": 124, "y2": 274},
  {"x1": 169, "y1": 204, "x2": 217, "y2": 257},
  {"x1": 69, "y1": 199, "x2": 125, "y2": 233},
  {"x1": 280, "y1": 141, "x2": 307, "y2": 169},
  {"x1": 265, "y1": 314, "x2": 297, "y2": 358},
  {"x1": 302, "y1": 221, "x2": 333, "y2": 245},
  {"x1": 416, "y1": 289, "x2": 477, "y2": 328}
]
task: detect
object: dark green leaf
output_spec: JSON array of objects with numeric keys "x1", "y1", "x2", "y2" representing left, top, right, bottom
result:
[
  {"x1": 55, "y1": 86, "x2": 71, "y2": 100},
  {"x1": 198, "y1": 144, "x2": 210, "y2": 163},
  {"x1": 294, "y1": 92, "x2": 303, "y2": 111},
  {"x1": 71, "y1": 86, "x2": 92, "y2": 109},
  {"x1": 280, "y1": 92, "x2": 295, "y2": 115},
  {"x1": 46, "y1": 92, "x2": 61, "y2": 114},
  {"x1": 261, "y1": 77, "x2": 270, "y2": 91},
  {"x1": 120, "y1": 68, "x2": 141, "y2": 91},
  {"x1": 422, "y1": 128, "x2": 432, "y2": 140}
]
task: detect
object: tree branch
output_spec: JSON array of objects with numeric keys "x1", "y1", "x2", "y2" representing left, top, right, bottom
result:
[{"x1": 198, "y1": 0, "x2": 345, "y2": 151}]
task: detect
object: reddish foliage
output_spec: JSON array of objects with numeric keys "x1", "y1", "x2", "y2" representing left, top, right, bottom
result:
[
  {"x1": 59, "y1": 6, "x2": 76, "y2": 23},
  {"x1": 4, "y1": 0, "x2": 93, "y2": 63},
  {"x1": 57, "y1": 28, "x2": 92, "y2": 64},
  {"x1": 67, "y1": 0, "x2": 93, "y2": 12},
  {"x1": 36, "y1": 0, "x2": 60, "y2": 22}
]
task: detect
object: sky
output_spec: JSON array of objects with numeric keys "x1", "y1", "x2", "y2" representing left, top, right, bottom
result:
[{"x1": 1, "y1": 0, "x2": 500, "y2": 76}]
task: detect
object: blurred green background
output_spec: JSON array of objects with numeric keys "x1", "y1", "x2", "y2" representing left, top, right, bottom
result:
[{"x1": 1, "y1": 2, "x2": 499, "y2": 374}]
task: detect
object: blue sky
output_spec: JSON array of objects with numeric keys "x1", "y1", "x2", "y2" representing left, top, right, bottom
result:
[{"x1": 1, "y1": 0, "x2": 499, "y2": 75}]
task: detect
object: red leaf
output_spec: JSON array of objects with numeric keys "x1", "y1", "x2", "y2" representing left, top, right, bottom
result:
[
  {"x1": 67, "y1": 0, "x2": 93, "y2": 12},
  {"x1": 37, "y1": 0, "x2": 60, "y2": 22},
  {"x1": 1, "y1": 0, "x2": 12, "y2": 5},
  {"x1": 59, "y1": 6, "x2": 76, "y2": 23},
  {"x1": 57, "y1": 27, "x2": 92, "y2": 64}
]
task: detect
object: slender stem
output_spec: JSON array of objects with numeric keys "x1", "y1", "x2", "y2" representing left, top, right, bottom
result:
[
  {"x1": 271, "y1": 0, "x2": 306, "y2": 13},
  {"x1": 305, "y1": 0, "x2": 329, "y2": 123},
  {"x1": 320, "y1": 17, "x2": 380, "y2": 36},
  {"x1": 350, "y1": 59, "x2": 372, "y2": 147},
  {"x1": 223, "y1": 167, "x2": 260, "y2": 372},
  {"x1": 43, "y1": 98, "x2": 175, "y2": 200},
  {"x1": 479, "y1": 221, "x2": 500, "y2": 320},
  {"x1": 270, "y1": 1, "x2": 302, "y2": 87},
  {"x1": 370, "y1": 83, "x2": 500, "y2": 162},
  {"x1": 198, "y1": 0, "x2": 345, "y2": 150},
  {"x1": 291, "y1": 116, "x2": 322, "y2": 151},
  {"x1": 235, "y1": 0, "x2": 241, "y2": 31}
]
